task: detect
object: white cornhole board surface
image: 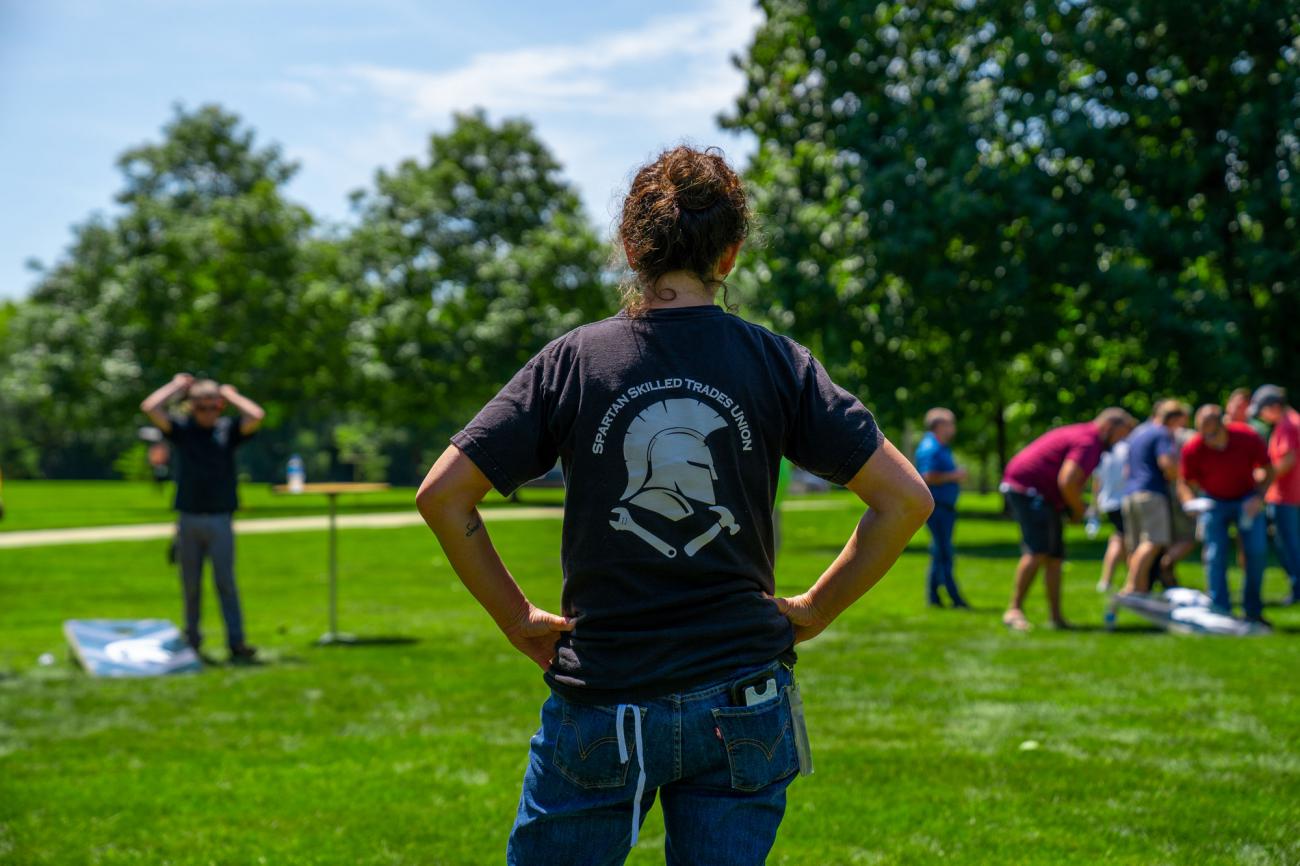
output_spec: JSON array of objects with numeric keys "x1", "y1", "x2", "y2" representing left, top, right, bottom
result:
[
  {"x1": 1109, "y1": 590, "x2": 1268, "y2": 636},
  {"x1": 64, "y1": 619, "x2": 203, "y2": 676}
]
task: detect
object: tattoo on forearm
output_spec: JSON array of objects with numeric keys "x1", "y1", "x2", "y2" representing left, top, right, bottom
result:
[{"x1": 465, "y1": 517, "x2": 483, "y2": 537}]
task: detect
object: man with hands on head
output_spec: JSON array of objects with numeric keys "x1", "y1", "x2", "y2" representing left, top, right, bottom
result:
[
  {"x1": 141, "y1": 373, "x2": 265, "y2": 662},
  {"x1": 1000, "y1": 408, "x2": 1136, "y2": 631},
  {"x1": 1179, "y1": 404, "x2": 1274, "y2": 628}
]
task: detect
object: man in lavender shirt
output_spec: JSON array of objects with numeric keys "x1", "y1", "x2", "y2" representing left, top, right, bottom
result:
[{"x1": 1000, "y1": 408, "x2": 1136, "y2": 630}]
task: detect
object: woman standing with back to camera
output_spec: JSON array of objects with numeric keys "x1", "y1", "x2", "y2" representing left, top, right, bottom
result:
[{"x1": 417, "y1": 146, "x2": 933, "y2": 865}]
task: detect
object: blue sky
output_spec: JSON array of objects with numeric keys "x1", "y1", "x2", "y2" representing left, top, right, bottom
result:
[{"x1": 0, "y1": 0, "x2": 761, "y2": 300}]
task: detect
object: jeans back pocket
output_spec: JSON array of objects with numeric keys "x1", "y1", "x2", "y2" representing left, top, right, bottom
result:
[
  {"x1": 711, "y1": 692, "x2": 798, "y2": 792},
  {"x1": 551, "y1": 700, "x2": 637, "y2": 790}
]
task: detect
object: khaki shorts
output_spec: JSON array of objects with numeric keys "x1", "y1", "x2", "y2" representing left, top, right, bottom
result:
[
  {"x1": 1170, "y1": 498, "x2": 1196, "y2": 543},
  {"x1": 1122, "y1": 491, "x2": 1172, "y2": 548}
]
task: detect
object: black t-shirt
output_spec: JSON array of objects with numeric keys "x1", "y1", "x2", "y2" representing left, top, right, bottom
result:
[
  {"x1": 165, "y1": 415, "x2": 250, "y2": 514},
  {"x1": 452, "y1": 306, "x2": 882, "y2": 703}
]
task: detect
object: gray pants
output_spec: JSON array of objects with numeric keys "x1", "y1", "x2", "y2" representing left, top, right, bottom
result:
[{"x1": 177, "y1": 512, "x2": 245, "y2": 651}]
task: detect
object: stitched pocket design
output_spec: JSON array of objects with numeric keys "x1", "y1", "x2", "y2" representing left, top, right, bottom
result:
[
  {"x1": 551, "y1": 701, "x2": 637, "y2": 790},
  {"x1": 711, "y1": 693, "x2": 798, "y2": 792}
]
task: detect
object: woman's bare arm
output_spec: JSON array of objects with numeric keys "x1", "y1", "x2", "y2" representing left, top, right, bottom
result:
[
  {"x1": 416, "y1": 444, "x2": 573, "y2": 670},
  {"x1": 775, "y1": 438, "x2": 934, "y2": 643}
]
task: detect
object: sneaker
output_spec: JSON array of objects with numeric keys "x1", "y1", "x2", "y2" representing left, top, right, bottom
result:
[
  {"x1": 229, "y1": 644, "x2": 258, "y2": 664},
  {"x1": 1046, "y1": 618, "x2": 1074, "y2": 631},
  {"x1": 951, "y1": 599, "x2": 971, "y2": 610},
  {"x1": 1246, "y1": 616, "x2": 1273, "y2": 633}
]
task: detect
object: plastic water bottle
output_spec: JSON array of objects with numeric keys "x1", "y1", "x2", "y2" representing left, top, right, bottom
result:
[{"x1": 287, "y1": 454, "x2": 305, "y2": 494}]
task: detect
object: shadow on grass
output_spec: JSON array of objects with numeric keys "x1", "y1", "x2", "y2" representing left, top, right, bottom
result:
[
  {"x1": 795, "y1": 540, "x2": 1110, "y2": 563},
  {"x1": 929, "y1": 604, "x2": 1005, "y2": 615},
  {"x1": 312, "y1": 635, "x2": 421, "y2": 648},
  {"x1": 1098, "y1": 623, "x2": 1166, "y2": 635},
  {"x1": 958, "y1": 541, "x2": 1110, "y2": 562},
  {"x1": 1060, "y1": 622, "x2": 1141, "y2": 634},
  {"x1": 953, "y1": 508, "x2": 1014, "y2": 523}
]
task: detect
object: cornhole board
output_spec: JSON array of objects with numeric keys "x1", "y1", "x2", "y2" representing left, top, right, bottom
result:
[
  {"x1": 64, "y1": 619, "x2": 203, "y2": 676},
  {"x1": 1106, "y1": 589, "x2": 1268, "y2": 636}
]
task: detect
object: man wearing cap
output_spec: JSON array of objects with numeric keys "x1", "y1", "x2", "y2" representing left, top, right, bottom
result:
[
  {"x1": 1179, "y1": 404, "x2": 1274, "y2": 627},
  {"x1": 1253, "y1": 386, "x2": 1300, "y2": 605},
  {"x1": 141, "y1": 373, "x2": 265, "y2": 661},
  {"x1": 1119, "y1": 400, "x2": 1189, "y2": 594},
  {"x1": 1001, "y1": 408, "x2": 1137, "y2": 631},
  {"x1": 914, "y1": 407, "x2": 969, "y2": 608}
]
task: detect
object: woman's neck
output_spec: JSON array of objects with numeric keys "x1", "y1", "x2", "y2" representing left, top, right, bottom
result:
[{"x1": 643, "y1": 271, "x2": 719, "y2": 310}]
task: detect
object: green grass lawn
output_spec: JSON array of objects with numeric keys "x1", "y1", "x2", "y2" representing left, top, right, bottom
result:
[
  {"x1": 1, "y1": 489, "x2": 1298, "y2": 864},
  {"x1": 0, "y1": 479, "x2": 564, "y2": 533}
]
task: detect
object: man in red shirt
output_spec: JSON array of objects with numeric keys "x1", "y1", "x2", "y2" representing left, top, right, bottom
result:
[
  {"x1": 1253, "y1": 386, "x2": 1300, "y2": 605},
  {"x1": 1179, "y1": 404, "x2": 1274, "y2": 626},
  {"x1": 1001, "y1": 408, "x2": 1136, "y2": 630}
]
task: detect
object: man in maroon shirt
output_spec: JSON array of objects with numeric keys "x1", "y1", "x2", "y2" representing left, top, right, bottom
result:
[
  {"x1": 1001, "y1": 408, "x2": 1136, "y2": 630},
  {"x1": 1179, "y1": 404, "x2": 1274, "y2": 626}
]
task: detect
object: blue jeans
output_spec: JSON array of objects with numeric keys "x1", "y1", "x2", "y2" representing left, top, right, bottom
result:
[
  {"x1": 1200, "y1": 497, "x2": 1266, "y2": 619},
  {"x1": 926, "y1": 503, "x2": 965, "y2": 605},
  {"x1": 1268, "y1": 503, "x2": 1300, "y2": 597},
  {"x1": 507, "y1": 659, "x2": 799, "y2": 865}
]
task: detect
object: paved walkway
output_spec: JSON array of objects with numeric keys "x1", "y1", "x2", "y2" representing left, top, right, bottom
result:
[{"x1": 0, "y1": 498, "x2": 848, "y2": 550}]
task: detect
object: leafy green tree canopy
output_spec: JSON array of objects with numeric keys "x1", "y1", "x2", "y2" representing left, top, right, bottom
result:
[{"x1": 727, "y1": 0, "x2": 1300, "y2": 464}]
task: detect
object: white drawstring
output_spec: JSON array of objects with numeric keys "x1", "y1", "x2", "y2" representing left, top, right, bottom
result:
[{"x1": 615, "y1": 703, "x2": 646, "y2": 847}]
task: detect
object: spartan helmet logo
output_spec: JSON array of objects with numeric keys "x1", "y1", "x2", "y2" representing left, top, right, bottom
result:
[
  {"x1": 622, "y1": 399, "x2": 727, "y2": 520},
  {"x1": 609, "y1": 398, "x2": 741, "y2": 558}
]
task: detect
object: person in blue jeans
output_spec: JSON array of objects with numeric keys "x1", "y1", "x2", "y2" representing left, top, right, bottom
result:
[
  {"x1": 1253, "y1": 387, "x2": 1300, "y2": 605},
  {"x1": 1178, "y1": 404, "x2": 1274, "y2": 627},
  {"x1": 915, "y1": 408, "x2": 969, "y2": 608},
  {"x1": 416, "y1": 146, "x2": 934, "y2": 865}
]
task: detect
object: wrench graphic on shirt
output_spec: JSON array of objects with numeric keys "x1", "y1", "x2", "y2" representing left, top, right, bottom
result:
[{"x1": 609, "y1": 507, "x2": 677, "y2": 558}]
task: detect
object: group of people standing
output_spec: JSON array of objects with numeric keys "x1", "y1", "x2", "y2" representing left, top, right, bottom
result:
[{"x1": 914, "y1": 386, "x2": 1299, "y2": 633}]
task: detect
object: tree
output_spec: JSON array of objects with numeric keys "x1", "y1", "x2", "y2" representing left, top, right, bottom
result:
[
  {"x1": 727, "y1": 0, "x2": 1300, "y2": 464},
  {"x1": 0, "y1": 299, "x2": 43, "y2": 478},
  {"x1": 4, "y1": 105, "x2": 615, "y2": 481},
  {"x1": 344, "y1": 110, "x2": 614, "y2": 467},
  {"x1": 5, "y1": 105, "x2": 354, "y2": 477}
]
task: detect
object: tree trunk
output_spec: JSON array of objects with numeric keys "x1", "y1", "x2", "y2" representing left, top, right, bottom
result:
[
  {"x1": 995, "y1": 399, "x2": 1009, "y2": 515},
  {"x1": 994, "y1": 399, "x2": 1007, "y2": 478}
]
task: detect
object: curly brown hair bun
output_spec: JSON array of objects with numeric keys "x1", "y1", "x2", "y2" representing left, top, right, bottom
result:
[{"x1": 618, "y1": 146, "x2": 749, "y2": 315}]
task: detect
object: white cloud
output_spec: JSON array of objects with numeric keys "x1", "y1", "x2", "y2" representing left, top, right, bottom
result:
[
  {"x1": 274, "y1": 0, "x2": 762, "y2": 227},
  {"x1": 284, "y1": 0, "x2": 761, "y2": 122}
]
